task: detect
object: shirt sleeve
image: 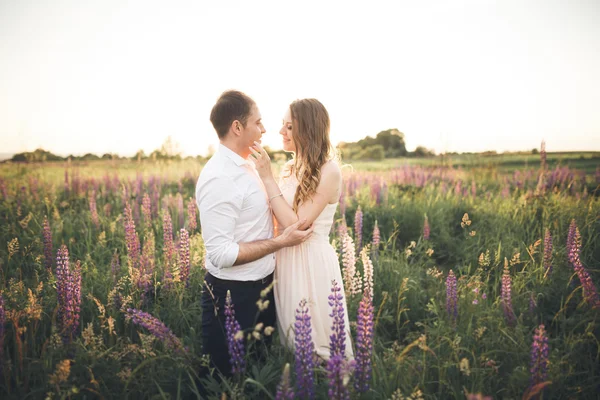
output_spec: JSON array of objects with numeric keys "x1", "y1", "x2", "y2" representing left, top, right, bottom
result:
[{"x1": 196, "y1": 175, "x2": 242, "y2": 269}]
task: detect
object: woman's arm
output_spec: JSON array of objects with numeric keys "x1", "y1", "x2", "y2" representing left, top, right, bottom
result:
[{"x1": 250, "y1": 142, "x2": 341, "y2": 230}]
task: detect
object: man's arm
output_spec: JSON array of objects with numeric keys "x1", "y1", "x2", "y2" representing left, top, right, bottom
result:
[{"x1": 234, "y1": 219, "x2": 313, "y2": 265}]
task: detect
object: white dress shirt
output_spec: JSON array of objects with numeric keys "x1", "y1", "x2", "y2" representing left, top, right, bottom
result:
[{"x1": 195, "y1": 143, "x2": 275, "y2": 281}]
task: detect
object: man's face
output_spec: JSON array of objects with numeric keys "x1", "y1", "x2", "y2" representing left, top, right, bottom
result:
[{"x1": 240, "y1": 105, "x2": 266, "y2": 152}]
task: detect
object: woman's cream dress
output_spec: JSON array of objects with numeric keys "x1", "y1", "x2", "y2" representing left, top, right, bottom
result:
[{"x1": 274, "y1": 170, "x2": 354, "y2": 360}]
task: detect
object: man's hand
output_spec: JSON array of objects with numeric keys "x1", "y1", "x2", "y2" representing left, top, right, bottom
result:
[{"x1": 276, "y1": 218, "x2": 314, "y2": 247}]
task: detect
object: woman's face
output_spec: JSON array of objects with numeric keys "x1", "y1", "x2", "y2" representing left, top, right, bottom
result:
[{"x1": 279, "y1": 108, "x2": 296, "y2": 153}]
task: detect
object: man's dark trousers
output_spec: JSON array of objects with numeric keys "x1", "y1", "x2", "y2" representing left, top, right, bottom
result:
[{"x1": 201, "y1": 271, "x2": 276, "y2": 377}]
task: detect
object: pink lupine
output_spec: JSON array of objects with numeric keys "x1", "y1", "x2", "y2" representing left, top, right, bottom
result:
[
  {"x1": 43, "y1": 216, "x2": 53, "y2": 271},
  {"x1": 187, "y1": 197, "x2": 197, "y2": 233},
  {"x1": 141, "y1": 193, "x2": 152, "y2": 230},
  {"x1": 529, "y1": 324, "x2": 549, "y2": 389},
  {"x1": 178, "y1": 229, "x2": 190, "y2": 287},
  {"x1": 354, "y1": 287, "x2": 374, "y2": 393},
  {"x1": 446, "y1": 270, "x2": 458, "y2": 324},
  {"x1": 354, "y1": 206, "x2": 363, "y2": 256},
  {"x1": 423, "y1": 215, "x2": 430, "y2": 241},
  {"x1": 89, "y1": 190, "x2": 100, "y2": 228},
  {"x1": 371, "y1": 220, "x2": 380, "y2": 261},
  {"x1": 543, "y1": 229, "x2": 552, "y2": 276},
  {"x1": 163, "y1": 210, "x2": 175, "y2": 268},
  {"x1": 56, "y1": 245, "x2": 82, "y2": 343},
  {"x1": 123, "y1": 202, "x2": 140, "y2": 269},
  {"x1": 501, "y1": 259, "x2": 516, "y2": 327}
]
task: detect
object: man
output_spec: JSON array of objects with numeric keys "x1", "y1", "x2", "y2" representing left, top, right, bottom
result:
[{"x1": 196, "y1": 90, "x2": 312, "y2": 377}]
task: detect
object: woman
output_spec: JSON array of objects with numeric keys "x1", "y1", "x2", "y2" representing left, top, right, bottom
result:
[{"x1": 249, "y1": 98, "x2": 354, "y2": 360}]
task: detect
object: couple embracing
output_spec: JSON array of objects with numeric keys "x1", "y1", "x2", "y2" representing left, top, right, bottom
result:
[{"x1": 196, "y1": 90, "x2": 353, "y2": 377}]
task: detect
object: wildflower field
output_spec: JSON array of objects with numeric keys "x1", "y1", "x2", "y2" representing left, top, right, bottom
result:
[{"x1": 0, "y1": 152, "x2": 599, "y2": 399}]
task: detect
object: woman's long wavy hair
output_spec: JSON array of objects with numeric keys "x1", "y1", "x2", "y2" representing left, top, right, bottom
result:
[{"x1": 288, "y1": 98, "x2": 336, "y2": 213}]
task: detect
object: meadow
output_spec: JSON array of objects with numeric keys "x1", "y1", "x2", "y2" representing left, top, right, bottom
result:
[{"x1": 0, "y1": 152, "x2": 599, "y2": 399}]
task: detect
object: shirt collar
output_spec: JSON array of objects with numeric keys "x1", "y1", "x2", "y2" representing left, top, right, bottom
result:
[{"x1": 218, "y1": 143, "x2": 251, "y2": 167}]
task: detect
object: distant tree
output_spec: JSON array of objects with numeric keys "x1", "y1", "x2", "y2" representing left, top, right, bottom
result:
[
  {"x1": 356, "y1": 145, "x2": 385, "y2": 160},
  {"x1": 531, "y1": 148, "x2": 539, "y2": 154},
  {"x1": 412, "y1": 146, "x2": 435, "y2": 157},
  {"x1": 132, "y1": 150, "x2": 146, "y2": 161}
]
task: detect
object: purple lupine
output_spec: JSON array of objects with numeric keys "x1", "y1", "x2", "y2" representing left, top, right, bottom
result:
[
  {"x1": 178, "y1": 229, "x2": 190, "y2": 286},
  {"x1": 423, "y1": 215, "x2": 430, "y2": 241},
  {"x1": 339, "y1": 184, "x2": 346, "y2": 217},
  {"x1": 163, "y1": 210, "x2": 175, "y2": 268},
  {"x1": 446, "y1": 270, "x2": 458, "y2": 324},
  {"x1": 326, "y1": 354, "x2": 353, "y2": 400},
  {"x1": 126, "y1": 308, "x2": 186, "y2": 354},
  {"x1": 0, "y1": 294, "x2": 5, "y2": 376},
  {"x1": 501, "y1": 259, "x2": 516, "y2": 327},
  {"x1": 543, "y1": 229, "x2": 552, "y2": 276},
  {"x1": 294, "y1": 299, "x2": 315, "y2": 399},
  {"x1": 224, "y1": 290, "x2": 246, "y2": 374},
  {"x1": 124, "y1": 202, "x2": 140, "y2": 269},
  {"x1": 275, "y1": 363, "x2": 295, "y2": 400},
  {"x1": 529, "y1": 324, "x2": 549, "y2": 389},
  {"x1": 569, "y1": 227, "x2": 600, "y2": 308},
  {"x1": 540, "y1": 140, "x2": 547, "y2": 171},
  {"x1": 55, "y1": 245, "x2": 82, "y2": 342},
  {"x1": 142, "y1": 193, "x2": 152, "y2": 230},
  {"x1": 89, "y1": 190, "x2": 100, "y2": 228},
  {"x1": 566, "y1": 219, "x2": 577, "y2": 264},
  {"x1": 354, "y1": 206, "x2": 363, "y2": 256},
  {"x1": 354, "y1": 288, "x2": 374, "y2": 393},
  {"x1": 371, "y1": 220, "x2": 380, "y2": 261},
  {"x1": 43, "y1": 216, "x2": 53, "y2": 271},
  {"x1": 328, "y1": 280, "x2": 348, "y2": 358}
]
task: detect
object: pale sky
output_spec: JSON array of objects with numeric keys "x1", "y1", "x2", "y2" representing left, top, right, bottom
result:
[{"x1": 1, "y1": 0, "x2": 599, "y2": 157}]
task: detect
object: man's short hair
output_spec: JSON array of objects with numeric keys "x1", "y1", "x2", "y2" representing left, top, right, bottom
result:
[{"x1": 210, "y1": 90, "x2": 256, "y2": 139}]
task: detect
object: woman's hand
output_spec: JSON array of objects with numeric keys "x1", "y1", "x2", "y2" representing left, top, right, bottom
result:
[{"x1": 249, "y1": 141, "x2": 274, "y2": 181}]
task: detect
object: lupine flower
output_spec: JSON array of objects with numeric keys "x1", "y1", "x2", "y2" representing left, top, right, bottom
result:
[
  {"x1": 294, "y1": 299, "x2": 315, "y2": 399},
  {"x1": 566, "y1": 219, "x2": 577, "y2": 264},
  {"x1": 423, "y1": 215, "x2": 430, "y2": 241},
  {"x1": 543, "y1": 229, "x2": 552, "y2": 276},
  {"x1": 371, "y1": 220, "x2": 380, "y2": 261},
  {"x1": 43, "y1": 216, "x2": 53, "y2": 271},
  {"x1": 224, "y1": 290, "x2": 246, "y2": 374},
  {"x1": 354, "y1": 288, "x2": 374, "y2": 393},
  {"x1": 123, "y1": 202, "x2": 140, "y2": 269},
  {"x1": 141, "y1": 193, "x2": 152, "y2": 229},
  {"x1": 187, "y1": 198, "x2": 197, "y2": 232},
  {"x1": 501, "y1": 259, "x2": 516, "y2": 327},
  {"x1": 177, "y1": 229, "x2": 190, "y2": 286},
  {"x1": 341, "y1": 233, "x2": 360, "y2": 296},
  {"x1": 89, "y1": 190, "x2": 100, "y2": 228},
  {"x1": 360, "y1": 247, "x2": 374, "y2": 300},
  {"x1": 163, "y1": 210, "x2": 175, "y2": 268},
  {"x1": 0, "y1": 294, "x2": 5, "y2": 376},
  {"x1": 337, "y1": 217, "x2": 348, "y2": 243},
  {"x1": 471, "y1": 180, "x2": 477, "y2": 198},
  {"x1": 326, "y1": 354, "x2": 351, "y2": 400},
  {"x1": 446, "y1": 270, "x2": 458, "y2": 324},
  {"x1": 56, "y1": 245, "x2": 82, "y2": 342},
  {"x1": 125, "y1": 308, "x2": 185, "y2": 354},
  {"x1": 529, "y1": 324, "x2": 549, "y2": 388},
  {"x1": 139, "y1": 231, "x2": 155, "y2": 294},
  {"x1": 275, "y1": 363, "x2": 295, "y2": 400},
  {"x1": 328, "y1": 280, "x2": 348, "y2": 358},
  {"x1": 569, "y1": 227, "x2": 600, "y2": 308},
  {"x1": 354, "y1": 206, "x2": 363, "y2": 256}
]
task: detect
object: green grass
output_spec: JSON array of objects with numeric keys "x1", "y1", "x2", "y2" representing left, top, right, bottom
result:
[{"x1": 0, "y1": 157, "x2": 599, "y2": 399}]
